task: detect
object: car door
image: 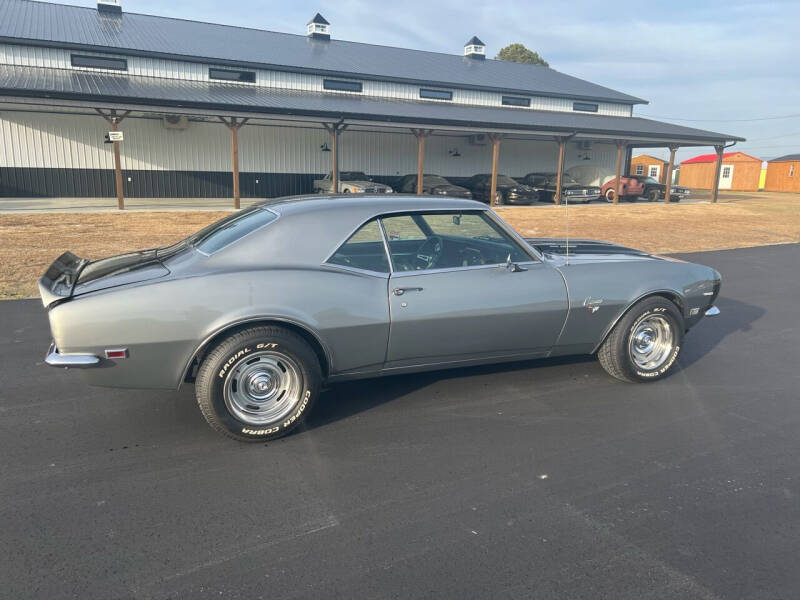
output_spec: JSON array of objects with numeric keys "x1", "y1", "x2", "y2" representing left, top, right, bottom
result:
[{"x1": 380, "y1": 211, "x2": 568, "y2": 370}]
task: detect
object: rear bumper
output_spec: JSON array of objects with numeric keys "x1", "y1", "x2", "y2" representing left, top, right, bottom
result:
[{"x1": 44, "y1": 342, "x2": 100, "y2": 367}]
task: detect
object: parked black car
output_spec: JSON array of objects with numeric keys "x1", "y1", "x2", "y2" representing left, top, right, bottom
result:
[
  {"x1": 520, "y1": 173, "x2": 602, "y2": 203},
  {"x1": 396, "y1": 174, "x2": 472, "y2": 198},
  {"x1": 629, "y1": 175, "x2": 690, "y2": 202},
  {"x1": 465, "y1": 174, "x2": 539, "y2": 205}
]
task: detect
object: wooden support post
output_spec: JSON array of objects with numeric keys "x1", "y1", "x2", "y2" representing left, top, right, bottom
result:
[
  {"x1": 96, "y1": 108, "x2": 131, "y2": 210},
  {"x1": 664, "y1": 145, "x2": 678, "y2": 205},
  {"x1": 613, "y1": 140, "x2": 626, "y2": 205},
  {"x1": 411, "y1": 129, "x2": 433, "y2": 195},
  {"x1": 711, "y1": 144, "x2": 724, "y2": 204},
  {"x1": 487, "y1": 133, "x2": 503, "y2": 206},
  {"x1": 219, "y1": 117, "x2": 249, "y2": 209},
  {"x1": 554, "y1": 137, "x2": 567, "y2": 206}
]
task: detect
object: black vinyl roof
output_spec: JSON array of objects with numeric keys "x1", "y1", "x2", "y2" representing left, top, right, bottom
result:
[
  {"x1": 0, "y1": 0, "x2": 646, "y2": 105},
  {"x1": 0, "y1": 65, "x2": 742, "y2": 144},
  {"x1": 769, "y1": 154, "x2": 800, "y2": 162}
]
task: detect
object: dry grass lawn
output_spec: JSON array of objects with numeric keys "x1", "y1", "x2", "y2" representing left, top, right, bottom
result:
[{"x1": 2, "y1": 193, "x2": 798, "y2": 300}]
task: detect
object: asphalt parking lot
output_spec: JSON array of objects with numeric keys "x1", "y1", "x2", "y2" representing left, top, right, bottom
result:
[{"x1": 1, "y1": 243, "x2": 798, "y2": 599}]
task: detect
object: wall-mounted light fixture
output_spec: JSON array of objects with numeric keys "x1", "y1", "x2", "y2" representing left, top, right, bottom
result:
[
  {"x1": 320, "y1": 142, "x2": 331, "y2": 152},
  {"x1": 448, "y1": 148, "x2": 461, "y2": 157}
]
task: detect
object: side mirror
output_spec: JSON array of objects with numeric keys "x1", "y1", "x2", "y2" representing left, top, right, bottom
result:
[{"x1": 504, "y1": 254, "x2": 527, "y2": 273}]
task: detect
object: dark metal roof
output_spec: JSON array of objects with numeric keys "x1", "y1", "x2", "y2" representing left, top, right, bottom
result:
[
  {"x1": 769, "y1": 154, "x2": 800, "y2": 163},
  {"x1": 309, "y1": 13, "x2": 329, "y2": 25},
  {"x1": 466, "y1": 36, "x2": 485, "y2": 46},
  {"x1": 0, "y1": 65, "x2": 742, "y2": 144},
  {"x1": 0, "y1": 0, "x2": 646, "y2": 105}
]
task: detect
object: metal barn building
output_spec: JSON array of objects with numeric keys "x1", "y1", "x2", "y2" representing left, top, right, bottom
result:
[{"x1": 0, "y1": 0, "x2": 743, "y2": 207}]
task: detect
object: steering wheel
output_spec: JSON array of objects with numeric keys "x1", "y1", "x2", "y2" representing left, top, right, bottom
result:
[{"x1": 414, "y1": 236, "x2": 443, "y2": 270}]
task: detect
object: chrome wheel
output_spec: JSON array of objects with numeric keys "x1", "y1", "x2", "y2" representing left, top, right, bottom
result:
[
  {"x1": 223, "y1": 351, "x2": 304, "y2": 425},
  {"x1": 629, "y1": 315, "x2": 674, "y2": 371}
]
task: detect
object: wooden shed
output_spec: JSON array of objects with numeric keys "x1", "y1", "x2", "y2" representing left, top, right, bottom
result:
[
  {"x1": 630, "y1": 154, "x2": 668, "y2": 183},
  {"x1": 764, "y1": 154, "x2": 800, "y2": 193},
  {"x1": 679, "y1": 151, "x2": 761, "y2": 191}
]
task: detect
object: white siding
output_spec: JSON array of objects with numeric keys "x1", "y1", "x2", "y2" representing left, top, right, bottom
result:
[
  {"x1": 0, "y1": 43, "x2": 632, "y2": 117},
  {"x1": 0, "y1": 111, "x2": 619, "y2": 178}
]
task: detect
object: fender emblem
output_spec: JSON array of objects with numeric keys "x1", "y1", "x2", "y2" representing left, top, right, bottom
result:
[{"x1": 583, "y1": 296, "x2": 604, "y2": 314}]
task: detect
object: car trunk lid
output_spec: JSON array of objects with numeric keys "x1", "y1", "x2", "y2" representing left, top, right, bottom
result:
[{"x1": 38, "y1": 242, "x2": 186, "y2": 308}]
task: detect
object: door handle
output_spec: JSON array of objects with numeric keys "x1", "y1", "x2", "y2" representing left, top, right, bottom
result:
[{"x1": 393, "y1": 287, "x2": 423, "y2": 296}]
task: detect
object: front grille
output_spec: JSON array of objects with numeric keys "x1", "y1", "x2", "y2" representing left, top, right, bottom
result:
[{"x1": 364, "y1": 187, "x2": 387, "y2": 193}]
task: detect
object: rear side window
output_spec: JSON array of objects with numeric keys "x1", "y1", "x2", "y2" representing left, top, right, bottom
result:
[
  {"x1": 194, "y1": 208, "x2": 277, "y2": 254},
  {"x1": 327, "y1": 219, "x2": 389, "y2": 273}
]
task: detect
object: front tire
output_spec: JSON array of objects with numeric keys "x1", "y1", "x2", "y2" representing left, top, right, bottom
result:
[
  {"x1": 647, "y1": 189, "x2": 660, "y2": 202},
  {"x1": 195, "y1": 326, "x2": 321, "y2": 442},
  {"x1": 597, "y1": 297, "x2": 684, "y2": 383}
]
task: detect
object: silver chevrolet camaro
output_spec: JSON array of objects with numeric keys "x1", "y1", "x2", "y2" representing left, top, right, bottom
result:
[{"x1": 40, "y1": 195, "x2": 720, "y2": 442}]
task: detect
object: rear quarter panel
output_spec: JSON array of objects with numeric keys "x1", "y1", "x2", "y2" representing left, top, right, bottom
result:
[{"x1": 48, "y1": 266, "x2": 390, "y2": 389}]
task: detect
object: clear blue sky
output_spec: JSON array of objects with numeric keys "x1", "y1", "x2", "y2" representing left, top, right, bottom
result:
[{"x1": 55, "y1": 0, "x2": 800, "y2": 161}]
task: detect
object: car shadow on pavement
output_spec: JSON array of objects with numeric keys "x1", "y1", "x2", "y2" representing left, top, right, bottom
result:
[
  {"x1": 678, "y1": 295, "x2": 765, "y2": 369},
  {"x1": 303, "y1": 354, "x2": 597, "y2": 432}
]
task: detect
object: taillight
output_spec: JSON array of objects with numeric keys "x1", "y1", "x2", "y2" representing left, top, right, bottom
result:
[{"x1": 104, "y1": 348, "x2": 128, "y2": 359}]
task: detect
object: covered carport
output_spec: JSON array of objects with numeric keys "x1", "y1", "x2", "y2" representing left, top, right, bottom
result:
[{"x1": 0, "y1": 63, "x2": 744, "y2": 209}]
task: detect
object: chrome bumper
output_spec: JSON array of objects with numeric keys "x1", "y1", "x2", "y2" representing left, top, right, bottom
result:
[
  {"x1": 705, "y1": 306, "x2": 720, "y2": 316},
  {"x1": 45, "y1": 343, "x2": 100, "y2": 367}
]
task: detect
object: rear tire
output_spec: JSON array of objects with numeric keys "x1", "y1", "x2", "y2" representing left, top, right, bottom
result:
[
  {"x1": 597, "y1": 297, "x2": 684, "y2": 383},
  {"x1": 195, "y1": 326, "x2": 321, "y2": 442}
]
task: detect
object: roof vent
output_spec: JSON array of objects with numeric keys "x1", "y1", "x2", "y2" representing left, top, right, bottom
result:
[
  {"x1": 97, "y1": 0, "x2": 121, "y2": 14},
  {"x1": 464, "y1": 36, "x2": 486, "y2": 59},
  {"x1": 307, "y1": 13, "x2": 330, "y2": 40}
]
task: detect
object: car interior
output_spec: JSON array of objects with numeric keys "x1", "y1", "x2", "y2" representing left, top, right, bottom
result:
[{"x1": 327, "y1": 211, "x2": 530, "y2": 273}]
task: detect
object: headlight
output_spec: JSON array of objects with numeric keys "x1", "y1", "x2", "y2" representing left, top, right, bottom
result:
[
  {"x1": 435, "y1": 189, "x2": 448, "y2": 195},
  {"x1": 350, "y1": 186, "x2": 360, "y2": 193},
  {"x1": 385, "y1": 189, "x2": 393, "y2": 193}
]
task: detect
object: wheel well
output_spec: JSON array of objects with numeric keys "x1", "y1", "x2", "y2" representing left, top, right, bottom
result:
[
  {"x1": 593, "y1": 291, "x2": 685, "y2": 354},
  {"x1": 183, "y1": 319, "x2": 330, "y2": 385}
]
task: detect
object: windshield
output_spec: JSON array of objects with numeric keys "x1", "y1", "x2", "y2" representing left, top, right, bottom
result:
[
  {"x1": 559, "y1": 175, "x2": 581, "y2": 186},
  {"x1": 496, "y1": 175, "x2": 519, "y2": 186},
  {"x1": 340, "y1": 172, "x2": 370, "y2": 181},
  {"x1": 643, "y1": 177, "x2": 660, "y2": 184},
  {"x1": 423, "y1": 175, "x2": 450, "y2": 185}
]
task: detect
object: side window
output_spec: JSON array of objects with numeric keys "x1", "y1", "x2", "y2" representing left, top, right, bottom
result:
[
  {"x1": 380, "y1": 211, "x2": 530, "y2": 272},
  {"x1": 327, "y1": 219, "x2": 389, "y2": 273},
  {"x1": 381, "y1": 215, "x2": 426, "y2": 241}
]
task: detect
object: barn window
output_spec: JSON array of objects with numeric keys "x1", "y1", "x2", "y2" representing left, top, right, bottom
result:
[
  {"x1": 790, "y1": 165, "x2": 795, "y2": 177},
  {"x1": 323, "y1": 79, "x2": 363, "y2": 92},
  {"x1": 635, "y1": 165, "x2": 644, "y2": 175},
  {"x1": 209, "y1": 68, "x2": 256, "y2": 83},
  {"x1": 419, "y1": 88, "x2": 453, "y2": 101},
  {"x1": 71, "y1": 54, "x2": 128, "y2": 70},
  {"x1": 649, "y1": 166, "x2": 659, "y2": 177},
  {"x1": 722, "y1": 166, "x2": 731, "y2": 178},
  {"x1": 502, "y1": 95, "x2": 530, "y2": 107},
  {"x1": 573, "y1": 101, "x2": 598, "y2": 112}
]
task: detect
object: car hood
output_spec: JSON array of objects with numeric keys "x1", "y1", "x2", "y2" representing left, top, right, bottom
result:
[
  {"x1": 427, "y1": 184, "x2": 470, "y2": 194},
  {"x1": 525, "y1": 238, "x2": 672, "y2": 265},
  {"x1": 344, "y1": 180, "x2": 389, "y2": 188},
  {"x1": 498, "y1": 183, "x2": 536, "y2": 194}
]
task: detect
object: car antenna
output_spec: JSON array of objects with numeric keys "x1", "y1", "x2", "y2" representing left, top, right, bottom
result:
[{"x1": 564, "y1": 181, "x2": 570, "y2": 266}]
